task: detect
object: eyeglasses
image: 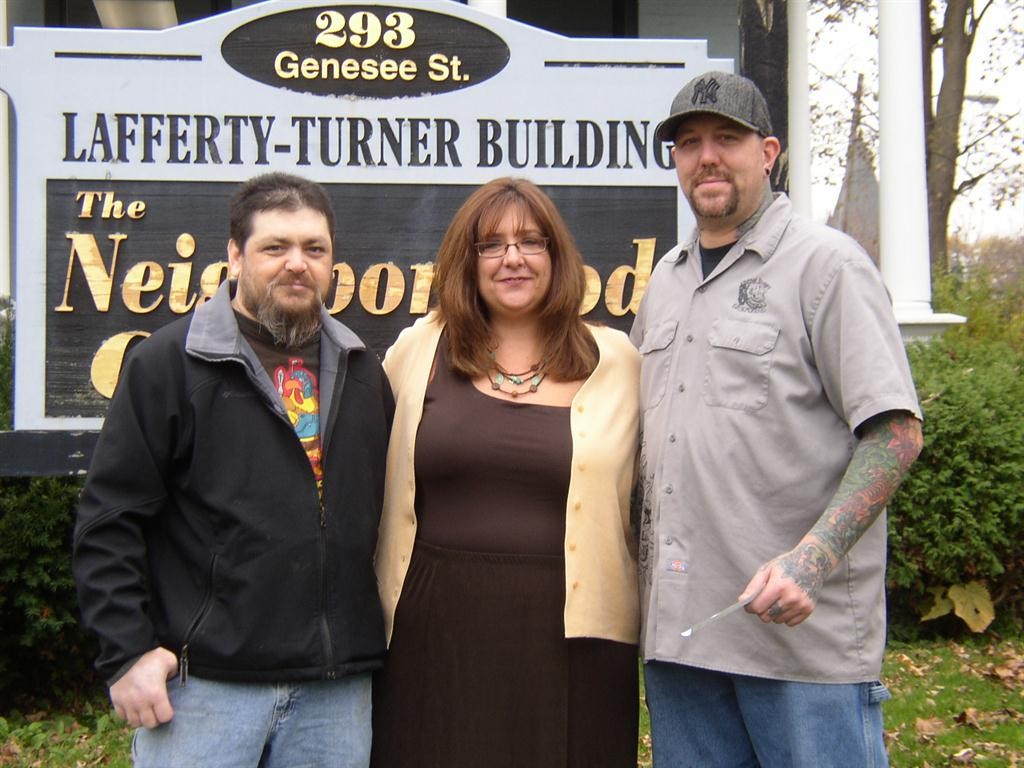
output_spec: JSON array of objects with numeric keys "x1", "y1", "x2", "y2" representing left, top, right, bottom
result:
[{"x1": 475, "y1": 236, "x2": 550, "y2": 259}]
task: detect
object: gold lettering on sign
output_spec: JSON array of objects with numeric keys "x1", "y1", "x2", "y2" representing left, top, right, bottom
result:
[
  {"x1": 121, "y1": 262, "x2": 164, "y2": 313},
  {"x1": 314, "y1": 10, "x2": 416, "y2": 50},
  {"x1": 581, "y1": 265, "x2": 601, "y2": 315},
  {"x1": 275, "y1": 51, "x2": 418, "y2": 82},
  {"x1": 408, "y1": 262, "x2": 435, "y2": 314},
  {"x1": 91, "y1": 331, "x2": 150, "y2": 398},
  {"x1": 168, "y1": 234, "x2": 199, "y2": 313},
  {"x1": 359, "y1": 263, "x2": 405, "y2": 315},
  {"x1": 326, "y1": 263, "x2": 356, "y2": 314},
  {"x1": 75, "y1": 191, "x2": 147, "y2": 220},
  {"x1": 427, "y1": 54, "x2": 465, "y2": 82},
  {"x1": 604, "y1": 238, "x2": 655, "y2": 317},
  {"x1": 55, "y1": 233, "x2": 127, "y2": 312}
]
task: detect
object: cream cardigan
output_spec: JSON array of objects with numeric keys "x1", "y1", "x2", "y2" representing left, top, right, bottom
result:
[{"x1": 375, "y1": 313, "x2": 641, "y2": 645}]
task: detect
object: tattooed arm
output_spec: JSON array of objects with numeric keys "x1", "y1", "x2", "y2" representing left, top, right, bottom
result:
[{"x1": 743, "y1": 410, "x2": 923, "y2": 626}]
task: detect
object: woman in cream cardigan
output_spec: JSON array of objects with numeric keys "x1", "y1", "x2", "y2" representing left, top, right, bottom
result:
[{"x1": 371, "y1": 177, "x2": 640, "y2": 768}]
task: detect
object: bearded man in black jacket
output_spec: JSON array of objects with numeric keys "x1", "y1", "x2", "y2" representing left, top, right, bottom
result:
[{"x1": 73, "y1": 173, "x2": 394, "y2": 768}]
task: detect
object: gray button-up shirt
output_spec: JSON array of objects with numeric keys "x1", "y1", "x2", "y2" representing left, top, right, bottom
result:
[{"x1": 630, "y1": 194, "x2": 921, "y2": 683}]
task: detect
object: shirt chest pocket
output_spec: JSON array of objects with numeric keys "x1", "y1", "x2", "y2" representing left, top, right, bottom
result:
[
  {"x1": 702, "y1": 318, "x2": 780, "y2": 412},
  {"x1": 638, "y1": 320, "x2": 677, "y2": 412}
]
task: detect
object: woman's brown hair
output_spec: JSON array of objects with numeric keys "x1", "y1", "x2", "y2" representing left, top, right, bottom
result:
[{"x1": 433, "y1": 177, "x2": 598, "y2": 381}]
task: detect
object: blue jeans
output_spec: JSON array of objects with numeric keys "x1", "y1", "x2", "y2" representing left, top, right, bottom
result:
[
  {"x1": 644, "y1": 661, "x2": 890, "y2": 768},
  {"x1": 132, "y1": 673, "x2": 372, "y2": 768}
]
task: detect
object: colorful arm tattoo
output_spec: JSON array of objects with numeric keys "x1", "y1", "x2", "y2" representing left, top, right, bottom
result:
[{"x1": 780, "y1": 410, "x2": 923, "y2": 599}]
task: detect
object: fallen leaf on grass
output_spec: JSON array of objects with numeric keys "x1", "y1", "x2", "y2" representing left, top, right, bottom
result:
[
  {"x1": 993, "y1": 708, "x2": 1023, "y2": 724},
  {"x1": 950, "y1": 747, "x2": 976, "y2": 764},
  {"x1": 897, "y1": 653, "x2": 927, "y2": 677},
  {"x1": 954, "y1": 707, "x2": 1024, "y2": 729},
  {"x1": 955, "y1": 708, "x2": 981, "y2": 729},
  {"x1": 916, "y1": 716, "x2": 948, "y2": 741},
  {"x1": 989, "y1": 658, "x2": 1024, "y2": 688},
  {"x1": 1, "y1": 740, "x2": 23, "y2": 757}
]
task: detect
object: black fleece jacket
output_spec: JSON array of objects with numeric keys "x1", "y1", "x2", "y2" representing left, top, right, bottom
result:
[{"x1": 73, "y1": 283, "x2": 394, "y2": 684}]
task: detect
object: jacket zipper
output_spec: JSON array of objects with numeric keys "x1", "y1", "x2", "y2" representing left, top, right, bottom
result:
[
  {"x1": 316, "y1": 351, "x2": 349, "y2": 680},
  {"x1": 178, "y1": 553, "x2": 218, "y2": 687},
  {"x1": 261, "y1": 378, "x2": 336, "y2": 677},
  {"x1": 179, "y1": 644, "x2": 190, "y2": 687},
  {"x1": 238, "y1": 348, "x2": 344, "y2": 678},
  {"x1": 318, "y1": 491, "x2": 335, "y2": 676}
]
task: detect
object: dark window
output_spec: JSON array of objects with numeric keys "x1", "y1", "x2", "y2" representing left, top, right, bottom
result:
[
  {"x1": 508, "y1": 0, "x2": 637, "y2": 37},
  {"x1": 43, "y1": 0, "x2": 234, "y2": 28}
]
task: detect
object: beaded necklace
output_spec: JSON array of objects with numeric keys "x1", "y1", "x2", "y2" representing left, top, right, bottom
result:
[{"x1": 487, "y1": 354, "x2": 546, "y2": 398}]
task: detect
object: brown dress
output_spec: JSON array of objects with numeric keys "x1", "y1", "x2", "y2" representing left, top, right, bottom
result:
[{"x1": 371, "y1": 342, "x2": 638, "y2": 768}]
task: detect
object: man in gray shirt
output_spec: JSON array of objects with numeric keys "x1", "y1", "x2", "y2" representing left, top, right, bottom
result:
[{"x1": 631, "y1": 71, "x2": 923, "y2": 767}]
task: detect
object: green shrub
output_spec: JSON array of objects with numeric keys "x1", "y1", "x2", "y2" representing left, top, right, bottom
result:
[
  {"x1": 933, "y1": 268, "x2": 1024, "y2": 354},
  {"x1": 0, "y1": 476, "x2": 97, "y2": 708},
  {"x1": 887, "y1": 334, "x2": 1024, "y2": 637},
  {"x1": 0, "y1": 306, "x2": 100, "y2": 708}
]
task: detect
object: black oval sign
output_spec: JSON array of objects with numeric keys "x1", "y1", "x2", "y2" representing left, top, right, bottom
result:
[{"x1": 221, "y1": 5, "x2": 510, "y2": 98}]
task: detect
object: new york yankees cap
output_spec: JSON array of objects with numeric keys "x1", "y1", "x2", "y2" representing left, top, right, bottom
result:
[{"x1": 655, "y1": 70, "x2": 773, "y2": 142}]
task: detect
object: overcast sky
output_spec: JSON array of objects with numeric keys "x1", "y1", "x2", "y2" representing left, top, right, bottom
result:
[{"x1": 808, "y1": 2, "x2": 1023, "y2": 239}]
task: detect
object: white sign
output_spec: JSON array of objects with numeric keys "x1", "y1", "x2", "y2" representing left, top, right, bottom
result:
[{"x1": 0, "y1": 0, "x2": 728, "y2": 430}]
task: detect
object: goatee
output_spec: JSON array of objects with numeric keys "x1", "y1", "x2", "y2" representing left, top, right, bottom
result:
[
  {"x1": 243, "y1": 279, "x2": 323, "y2": 349},
  {"x1": 690, "y1": 168, "x2": 738, "y2": 220}
]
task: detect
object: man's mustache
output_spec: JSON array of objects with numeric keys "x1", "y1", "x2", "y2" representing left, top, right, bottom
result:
[
  {"x1": 269, "y1": 273, "x2": 318, "y2": 291},
  {"x1": 693, "y1": 166, "x2": 733, "y2": 185}
]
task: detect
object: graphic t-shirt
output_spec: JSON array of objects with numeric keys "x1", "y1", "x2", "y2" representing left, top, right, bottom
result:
[{"x1": 235, "y1": 312, "x2": 324, "y2": 494}]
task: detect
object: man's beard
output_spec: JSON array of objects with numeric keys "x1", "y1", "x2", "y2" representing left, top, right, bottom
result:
[
  {"x1": 241, "y1": 275, "x2": 324, "y2": 349},
  {"x1": 689, "y1": 168, "x2": 739, "y2": 220}
]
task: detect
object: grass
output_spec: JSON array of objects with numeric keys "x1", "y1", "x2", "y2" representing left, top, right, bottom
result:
[
  {"x1": 0, "y1": 702, "x2": 130, "y2": 768},
  {"x1": 1, "y1": 639, "x2": 1021, "y2": 767},
  {"x1": 883, "y1": 639, "x2": 1024, "y2": 767}
]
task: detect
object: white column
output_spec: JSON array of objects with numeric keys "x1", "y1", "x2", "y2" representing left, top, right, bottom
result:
[
  {"x1": 786, "y1": 0, "x2": 811, "y2": 216},
  {"x1": 878, "y1": 0, "x2": 963, "y2": 337},
  {"x1": 467, "y1": 0, "x2": 506, "y2": 17},
  {"x1": 1, "y1": 1, "x2": 10, "y2": 299}
]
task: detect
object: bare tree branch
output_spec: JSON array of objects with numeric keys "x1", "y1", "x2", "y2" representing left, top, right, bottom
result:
[
  {"x1": 810, "y1": 0, "x2": 1022, "y2": 277},
  {"x1": 960, "y1": 111, "x2": 1020, "y2": 155},
  {"x1": 955, "y1": 169, "x2": 993, "y2": 196}
]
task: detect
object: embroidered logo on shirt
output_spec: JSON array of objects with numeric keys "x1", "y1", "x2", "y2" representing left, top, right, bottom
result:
[
  {"x1": 734, "y1": 277, "x2": 770, "y2": 313},
  {"x1": 666, "y1": 559, "x2": 689, "y2": 573},
  {"x1": 691, "y1": 77, "x2": 721, "y2": 106}
]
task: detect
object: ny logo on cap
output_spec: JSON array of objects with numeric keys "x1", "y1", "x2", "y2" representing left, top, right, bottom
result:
[{"x1": 691, "y1": 77, "x2": 721, "y2": 106}]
